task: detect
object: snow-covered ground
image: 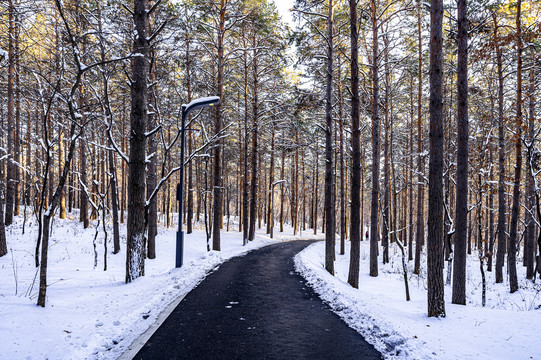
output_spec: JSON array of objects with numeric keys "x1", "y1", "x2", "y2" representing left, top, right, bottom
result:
[
  {"x1": 3, "y1": 211, "x2": 540, "y2": 360},
  {"x1": 0, "y1": 212, "x2": 321, "y2": 360},
  {"x1": 295, "y1": 240, "x2": 541, "y2": 360}
]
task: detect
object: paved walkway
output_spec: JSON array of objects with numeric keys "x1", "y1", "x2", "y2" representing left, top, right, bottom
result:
[{"x1": 132, "y1": 240, "x2": 382, "y2": 359}]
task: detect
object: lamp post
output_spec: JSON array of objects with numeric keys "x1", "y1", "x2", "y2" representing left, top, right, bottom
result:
[
  {"x1": 176, "y1": 96, "x2": 220, "y2": 268},
  {"x1": 270, "y1": 180, "x2": 286, "y2": 239}
]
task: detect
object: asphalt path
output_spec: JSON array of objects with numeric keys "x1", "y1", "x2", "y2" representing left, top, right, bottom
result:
[{"x1": 132, "y1": 240, "x2": 382, "y2": 360}]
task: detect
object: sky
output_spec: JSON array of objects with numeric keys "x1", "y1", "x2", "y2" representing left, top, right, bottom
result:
[{"x1": 273, "y1": 0, "x2": 295, "y2": 26}]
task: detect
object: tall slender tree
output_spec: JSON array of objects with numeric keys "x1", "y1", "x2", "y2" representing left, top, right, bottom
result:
[
  {"x1": 369, "y1": 0, "x2": 380, "y2": 277},
  {"x1": 452, "y1": 0, "x2": 469, "y2": 306},
  {"x1": 324, "y1": 0, "x2": 335, "y2": 275},
  {"x1": 507, "y1": 0, "x2": 522, "y2": 293},
  {"x1": 126, "y1": 0, "x2": 150, "y2": 283},
  {"x1": 494, "y1": 13, "x2": 506, "y2": 284},
  {"x1": 212, "y1": 0, "x2": 227, "y2": 251},
  {"x1": 348, "y1": 0, "x2": 361, "y2": 288},
  {"x1": 427, "y1": 0, "x2": 446, "y2": 317}
]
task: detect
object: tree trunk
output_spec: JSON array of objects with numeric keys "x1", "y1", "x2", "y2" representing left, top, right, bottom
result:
[
  {"x1": 212, "y1": 0, "x2": 226, "y2": 251},
  {"x1": 267, "y1": 126, "x2": 275, "y2": 235},
  {"x1": 185, "y1": 19, "x2": 194, "y2": 235},
  {"x1": 507, "y1": 0, "x2": 522, "y2": 293},
  {"x1": 408, "y1": 76, "x2": 414, "y2": 261},
  {"x1": 281, "y1": 149, "x2": 285, "y2": 233},
  {"x1": 146, "y1": 1, "x2": 158, "y2": 259},
  {"x1": 339, "y1": 66, "x2": 346, "y2": 255},
  {"x1": 126, "y1": 0, "x2": 149, "y2": 283},
  {"x1": 525, "y1": 52, "x2": 536, "y2": 279},
  {"x1": 324, "y1": 0, "x2": 335, "y2": 275},
  {"x1": 427, "y1": 0, "x2": 446, "y2": 317},
  {"x1": 347, "y1": 0, "x2": 361, "y2": 288},
  {"x1": 382, "y1": 33, "x2": 390, "y2": 264},
  {"x1": 79, "y1": 90, "x2": 89, "y2": 228},
  {"x1": 14, "y1": 9, "x2": 21, "y2": 218},
  {"x1": 0, "y1": 152, "x2": 6, "y2": 256},
  {"x1": 369, "y1": 0, "x2": 380, "y2": 278},
  {"x1": 248, "y1": 43, "x2": 258, "y2": 242},
  {"x1": 5, "y1": 0, "x2": 16, "y2": 226},
  {"x1": 413, "y1": 0, "x2": 424, "y2": 275},
  {"x1": 452, "y1": 0, "x2": 469, "y2": 305}
]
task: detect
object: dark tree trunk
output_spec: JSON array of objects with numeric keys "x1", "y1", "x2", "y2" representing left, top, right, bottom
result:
[
  {"x1": 409, "y1": 76, "x2": 414, "y2": 261},
  {"x1": 382, "y1": 33, "x2": 390, "y2": 264},
  {"x1": 25, "y1": 109, "x2": 32, "y2": 208},
  {"x1": 488, "y1": 92, "x2": 495, "y2": 272},
  {"x1": 427, "y1": 0, "x2": 446, "y2": 317},
  {"x1": 79, "y1": 98, "x2": 89, "y2": 228},
  {"x1": 452, "y1": 0, "x2": 469, "y2": 306},
  {"x1": 0, "y1": 157, "x2": 6, "y2": 256},
  {"x1": 413, "y1": 0, "x2": 424, "y2": 275},
  {"x1": 242, "y1": 47, "x2": 249, "y2": 243},
  {"x1": 507, "y1": 0, "x2": 522, "y2": 293},
  {"x1": 126, "y1": 0, "x2": 149, "y2": 283},
  {"x1": 495, "y1": 33, "x2": 506, "y2": 283},
  {"x1": 185, "y1": 14, "x2": 194, "y2": 235},
  {"x1": 525, "y1": 53, "x2": 536, "y2": 279},
  {"x1": 339, "y1": 71, "x2": 346, "y2": 255},
  {"x1": 14, "y1": 10, "x2": 21, "y2": 218},
  {"x1": 369, "y1": 0, "x2": 380, "y2": 278},
  {"x1": 347, "y1": 0, "x2": 361, "y2": 288},
  {"x1": 5, "y1": 0, "x2": 16, "y2": 226},
  {"x1": 280, "y1": 149, "x2": 285, "y2": 233},
  {"x1": 109, "y1": 148, "x2": 120, "y2": 254},
  {"x1": 324, "y1": 0, "x2": 335, "y2": 275},
  {"x1": 146, "y1": 1, "x2": 158, "y2": 260},
  {"x1": 266, "y1": 126, "x2": 275, "y2": 235},
  {"x1": 212, "y1": 0, "x2": 226, "y2": 251},
  {"x1": 248, "y1": 44, "x2": 258, "y2": 242}
]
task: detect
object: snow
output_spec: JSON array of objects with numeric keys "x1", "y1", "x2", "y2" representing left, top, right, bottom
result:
[
  {"x1": 0, "y1": 48, "x2": 8, "y2": 61},
  {"x1": 4, "y1": 210, "x2": 539, "y2": 360},
  {"x1": 295, "y1": 240, "x2": 541, "y2": 360},
  {"x1": 0, "y1": 212, "x2": 319, "y2": 360}
]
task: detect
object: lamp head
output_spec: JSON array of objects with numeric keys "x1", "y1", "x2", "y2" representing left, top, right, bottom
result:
[{"x1": 182, "y1": 96, "x2": 220, "y2": 117}]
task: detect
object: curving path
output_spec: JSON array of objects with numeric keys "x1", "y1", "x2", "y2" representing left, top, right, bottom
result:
[{"x1": 132, "y1": 240, "x2": 382, "y2": 360}]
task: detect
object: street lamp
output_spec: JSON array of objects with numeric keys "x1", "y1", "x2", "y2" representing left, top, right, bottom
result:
[
  {"x1": 176, "y1": 96, "x2": 220, "y2": 268},
  {"x1": 269, "y1": 180, "x2": 286, "y2": 239}
]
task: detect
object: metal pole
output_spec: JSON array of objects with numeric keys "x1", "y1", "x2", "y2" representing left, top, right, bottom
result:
[
  {"x1": 176, "y1": 105, "x2": 187, "y2": 268},
  {"x1": 270, "y1": 188, "x2": 274, "y2": 238}
]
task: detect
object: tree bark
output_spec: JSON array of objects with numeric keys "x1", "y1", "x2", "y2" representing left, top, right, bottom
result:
[
  {"x1": 369, "y1": 0, "x2": 380, "y2": 278},
  {"x1": 382, "y1": 32, "x2": 390, "y2": 264},
  {"x1": 413, "y1": 0, "x2": 424, "y2": 275},
  {"x1": 507, "y1": 0, "x2": 522, "y2": 293},
  {"x1": 324, "y1": 0, "x2": 335, "y2": 275},
  {"x1": 212, "y1": 0, "x2": 227, "y2": 251},
  {"x1": 347, "y1": 0, "x2": 361, "y2": 288},
  {"x1": 427, "y1": 0, "x2": 446, "y2": 317},
  {"x1": 248, "y1": 42, "x2": 259, "y2": 242},
  {"x1": 266, "y1": 126, "x2": 275, "y2": 235},
  {"x1": 452, "y1": 0, "x2": 469, "y2": 305},
  {"x1": 185, "y1": 15, "x2": 194, "y2": 235},
  {"x1": 5, "y1": 0, "x2": 16, "y2": 226},
  {"x1": 126, "y1": 0, "x2": 149, "y2": 283},
  {"x1": 14, "y1": 8, "x2": 21, "y2": 218},
  {"x1": 0, "y1": 152, "x2": 6, "y2": 256},
  {"x1": 525, "y1": 51, "x2": 536, "y2": 279},
  {"x1": 146, "y1": 0, "x2": 158, "y2": 259}
]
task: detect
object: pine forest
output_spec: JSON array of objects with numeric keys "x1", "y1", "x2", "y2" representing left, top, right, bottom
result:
[{"x1": 1, "y1": 0, "x2": 540, "y2": 358}]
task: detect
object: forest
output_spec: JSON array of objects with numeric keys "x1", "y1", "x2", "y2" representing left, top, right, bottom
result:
[{"x1": 0, "y1": 0, "x2": 540, "y2": 321}]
